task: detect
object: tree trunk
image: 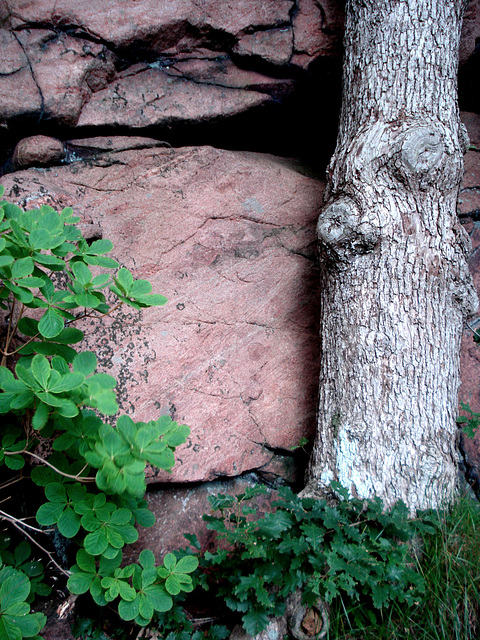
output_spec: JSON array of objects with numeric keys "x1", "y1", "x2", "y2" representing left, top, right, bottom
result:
[{"x1": 305, "y1": 0, "x2": 478, "y2": 512}]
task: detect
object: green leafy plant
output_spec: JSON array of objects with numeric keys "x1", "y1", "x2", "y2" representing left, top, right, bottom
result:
[
  {"x1": 0, "y1": 562, "x2": 46, "y2": 640},
  {"x1": 0, "y1": 186, "x2": 192, "y2": 635},
  {"x1": 457, "y1": 401, "x2": 480, "y2": 439},
  {"x1": 326, "y1": 495, "x2": 480, "y2": 639},
  {"x1": 458, "y1": 322, "x2": 480, "y2": 441},
  {"x1": 0, "y1": 539, "x2": 51, "y2": 604},
  {"x1": 199, "y1": 483, "x2": 436, "y2": 636}
]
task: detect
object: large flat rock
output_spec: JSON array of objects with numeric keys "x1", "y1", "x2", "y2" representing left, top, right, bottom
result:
[{"x1": 1, "y1": 143, "x2": 324, "y2": 483}]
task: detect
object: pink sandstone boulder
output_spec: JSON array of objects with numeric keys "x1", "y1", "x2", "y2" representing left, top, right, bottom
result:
[
  {"x1": 0, "y1": 27, "x2": 116, "y2": 125},
  {"x1": 2, "y1": 0, "x2": 479, "y2": 130},
  {"x1": 460, "y1": 0, "x2": 480, "y2": 65},
  {"x1": 458, "y1": 112, "x2": 480, "y2": 478},
  {"x1": 2, "y1": 0, "x2": 294, "y2": 48},
  {"x1": 122, "y1": 475, "x2": 279, "y2": 563},
  {"x1": 12, "y1": 135, "x2": 65, "y2": 169},
  {"x1": 1, "y1": 142, "x2": 324, "y2": 484},
  {"x1": 233, "y1": 28, "x2": 294, "y2": 66},
  {"x1": 0, "y1": 0, "x2": 344, "y2": 127},
  {"x1": 76, "y1": 65, "x2": 273, "y2": 129}
]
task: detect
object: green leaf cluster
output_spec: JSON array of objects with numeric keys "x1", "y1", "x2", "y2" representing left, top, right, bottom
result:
[
  {"x1": 0, "y1": 563, "x2": 46, "y2": 640},
  {"x1": 457, "y1": 401, "x2": 480, "y2": 439},
  {"x1": 0, "y1": 188, "x2": 191, "y2": 632},
  {"x1": 85, "y1": 415, "x2": 189, "y2": 497},
  {"x1": 0, "y1": 540, "x2": 51, "y2": 604},
  {"x1": 201, "y1": 483, "x2": 435, "y2": 636},
  {"x1": 68, "y1": 548, "x2": 198, "y2": 627}
]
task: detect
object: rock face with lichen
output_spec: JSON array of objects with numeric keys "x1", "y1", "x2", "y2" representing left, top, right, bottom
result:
[
  {"x1": 1, "y1": 142, "x2": 324, "y2": 484},
  {"x1": 1, "y1": 0, "x2": 480, "y2": 548},
  {"x1": 0, "y1": 0, "x2": 344, "y2": 134}
]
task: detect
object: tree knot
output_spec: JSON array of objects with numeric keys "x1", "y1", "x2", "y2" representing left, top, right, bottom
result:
[
  {"x1": 394, "y1": 125, "x2": 450, "y2": 191},
  {"x1": 317, "y1": 197, "x2": 380, "y2": 261}
]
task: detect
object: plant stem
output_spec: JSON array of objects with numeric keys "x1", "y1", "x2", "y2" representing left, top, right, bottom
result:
[
  {"x1": 1, "y1": 297, "x2": 16, "y2": 367},
  {"x1": 0, "y1": 508, "x2": 53, "y2": 534},
  {"x1": 4, "y1": 449, "x2": 95, "y2": 482},
  {"x1": 6, "y1": 516, "x2": 71, "y2": 577}
]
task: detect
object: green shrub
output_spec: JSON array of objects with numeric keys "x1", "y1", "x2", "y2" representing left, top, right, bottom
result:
[
  {"x1": 0, "y1": 562, "x2": 46, "y2": 640},
  {"x1": 0, "y1": 186, "x2": 193, "y2": 637},
  {"x1": 198, "y1": 483, "x2": 436, "y2": 636},
  {"x1": 327, "y1": 495, "x2": 480, "y2": 639}
]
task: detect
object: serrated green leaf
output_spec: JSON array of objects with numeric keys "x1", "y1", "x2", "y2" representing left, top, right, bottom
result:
[
  {"x1": 9, "y1": 390, "x2": 34, "y2": 410},
  {"x1": 67, "y1": 570, "x2": 95, "y2": 595},
  {"x1": 118, "y1": 596, "x2": 140, "y2": 621},
  {"x1": 71, "y1": 262, "x2": 92, "y2": 286},
  {"x1": 84, "y1": 528, "x2": 109, "y2": 556},
  {"x1": 138, "y1": 593, "x2": 154, "y2": 621},
  {"x1": 0, "y1": 254, "x2": 14, "y2": 267},
  {"x1": 34, "y1": 253, "x2": 65, "y2": 272},
  {"x1": 129, "y1": 280, "x2": 152, "y2": 297},
  {"x1": 91, "y1": 273, "x2": 111, "y2": 288},
  {"x1": 92, "y1": 392, "x2": 119, "y2": 416},
  {"x1": 49, "y1": 327, "x2": 84, "y2": 345},
  {"x1": 145, "y1": 584, "x2": 172, "y2": 613},
  {"x1": 0, "y1": 616, "x2": 21, "y2": 640},
  {"x1": 31, "y1": 355, "x2": 51, "y2": 389},
  {"x1": 133, "y1": 508, "x2": 155, "y2": 528},
  {"x1": 0, "y1": 367, "x2": 15, "y2": 386},
  {"x1": 165, "y1": 423, "x2": 190, "y2": 447},
  {"x1": 118, "y1": 580, "x2": 136, "y2": 601},
  {"x1": 134, "y1": 294, "x2": 168, "y2": 307},
  {"x1": 87, "y1": 239, "x2": 113, "y2": 256},
  {"x1": 17, "y1": 276, "x2": 46, "y2": 289},
  {"x1": 5, "y1": 454, "x2": 25, "y2": 470},
  {"x1": 28, "y1": 229, "x2": 52, "y2": 251},
  {"x1": 139, "y1": 549, "x2": 155, "y2": 570},
  {"x1": 75, "y1": 549, "x2": 96, "y2": 573},
  {"x1": 48, "y1": 372, "x2": 84, "y2": 393},
  {"x1": 35, "y1": 501, "x2": 63, "y2": 526},
  {"x1": 19, "y1": 341, "x2": 78, "y2": 362},
  {"x1": 44, "y1": 482, "x2": 66, "y2": 503},
  {"x1": 15, "y1": 366, "x2": 42, "y2": 392},
  {"x1": 163, "y1": 553, "x2": 176, "y2": 572},
  {"x1": 73, "y1": 292, "x2": 102, "y2": 308},
  {"x1": 87, "y1": 256, "x2": 119, "y2": 268},
  {"x1": 242, "y1": 609, "x2": 270, "y2": 636},
  {"x1": 30, "y1": 466, "x2": 58, "y2": 486},
  {"x1": 165, "y1": 574, "x2": 182, "y2": 595}
]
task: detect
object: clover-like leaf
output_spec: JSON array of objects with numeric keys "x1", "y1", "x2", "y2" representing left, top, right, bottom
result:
[{"x1": 38, "y1": 307, "x2": 64, "y2": 339}]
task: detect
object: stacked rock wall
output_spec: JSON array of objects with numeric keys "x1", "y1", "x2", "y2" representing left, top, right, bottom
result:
[{"x1": 1, "y1": 0, "x2": 480, "y2": 551}]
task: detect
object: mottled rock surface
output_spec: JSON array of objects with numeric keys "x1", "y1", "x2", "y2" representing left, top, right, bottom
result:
[
  {"x1": 123, "y1": 475, "x2": 278, "y2": 563},
  {"x1": 458, "y1": 111, "x2": 480, "y2": 482},
  {"x1": 1, "y1": 143, "x2": 323, "y2": 483},
  {"x1": 12, "y1": 134, "x2": 65, "y2": 169},
  {"x1": 0, "y1": 0, "x2": 345, "y2": 130}
]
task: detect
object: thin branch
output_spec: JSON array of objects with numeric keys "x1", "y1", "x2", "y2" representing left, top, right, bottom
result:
[
  {"x1": 6, "y1": 517, "x2": 70, "y2": 577},
  {"x1": 0, "y1": 508, "x2": 54, "y2": 534},
  {"x1": 84, "y1": 301, "x2": 124, "y2": 320},
  {"x1": 1, "y1": 297, "x2": 16, "y2": 367},
  {"x1": 4, "y1": 450, "x2": 95, "y2": 482},
  {"x1": 0, "y1": 475, "x2": 24, "y2": 492},
  {"x1": 1, "y1": 330, "x2": 41, "y2": 357}
]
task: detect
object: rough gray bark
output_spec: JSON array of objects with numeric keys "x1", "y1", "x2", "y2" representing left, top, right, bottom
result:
[{"x1": 305, "y1": 0, "x2": 478, "y2": 512}]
